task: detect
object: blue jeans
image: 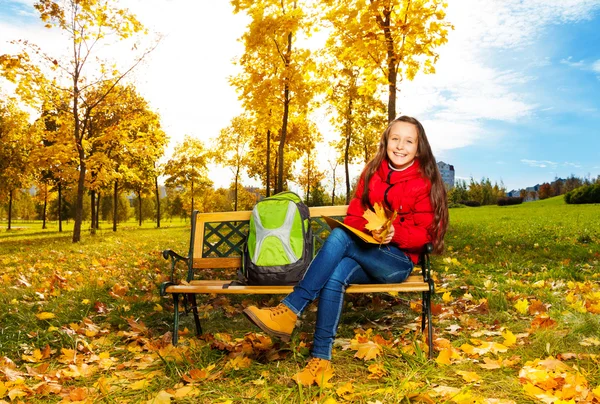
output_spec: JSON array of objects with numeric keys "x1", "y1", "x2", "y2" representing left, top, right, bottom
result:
[{"x1": 282, "y1": 227, "x2": 413, "y2": 360}]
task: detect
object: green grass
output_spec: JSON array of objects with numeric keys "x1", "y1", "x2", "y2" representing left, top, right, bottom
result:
[{"x1": 1, "y1": 198, "x2": 599, "y2": 403}]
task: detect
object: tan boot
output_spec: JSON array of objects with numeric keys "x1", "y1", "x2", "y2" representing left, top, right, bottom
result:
[
  {"x1": 243, "y1": 303, "x2": 297, "y2": 341},
  {"x1": 292, "y1": 357, "x2": 332, "y2": 386}
]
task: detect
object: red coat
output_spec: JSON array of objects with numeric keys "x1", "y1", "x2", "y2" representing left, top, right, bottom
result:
[{"x1": 344, "y1": 159, "x2": 434, "y2": 263}]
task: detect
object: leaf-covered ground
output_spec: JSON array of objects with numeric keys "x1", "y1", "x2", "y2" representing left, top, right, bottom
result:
[{"x1": 1, "y1": 197, "x2": 599, "y2": 403}]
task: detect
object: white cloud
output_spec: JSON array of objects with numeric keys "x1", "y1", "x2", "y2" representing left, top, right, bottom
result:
[
  {"x1": 521, "y1": 159, "x2": 558, "y2": 168},
  {"x1": 447, "y1": 0, "x2": 600, "y2": 49},
  {"x1": 591, "y1": 60, "x2": 600, "y2": 73}
]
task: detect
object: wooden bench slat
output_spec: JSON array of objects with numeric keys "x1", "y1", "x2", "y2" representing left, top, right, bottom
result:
[
  {"x1": 193, "y1": 257, "x2": 241, "y2": 269},
  {"x1": 165, "y1": 275, "x2": 429, "y2": 295}
]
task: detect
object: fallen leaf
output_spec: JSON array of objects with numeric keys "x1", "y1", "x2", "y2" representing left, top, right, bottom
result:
[
  {"x1": 35, "y1": 312, "x2": 55, "y2": 320},
  {"x1": 502, "y1": 330, "x2": 517, "y2": 347},
  {"x1": 353, "y1": 341, "x2": 382, "y2": 361},
  {"x1": 69, "y1": 387, "x2": 88, "y2": 401},
  {"x1": 336, "y1": 382, "x2": 354, "y2": 396},
  {"x1": 514, "y1": 299, "x2": 529, "y2": 315},
  {"x1": 580, "y1": 337, "x2": 600, "y2": 346},
  {"x1": 314, "y1": 365, "x2": 334, "y2": 388},
  {"x1": 436, "y1": 349, "x2": 452, "y2": 365},
  {"x1": 456, "y1": 370, "x2": 481, "y2": 383},
  {"x1": 147, "y1": 390, "x2": 174, "y2": 404},
  {"x1": 442, "y1": 291, "x2": 453, "y2": 303},
  {"x1": 367, "y1": 363, "x2": 387, "y2": 379},
  {"x1": 226, "y1": 355, "x2": 251, "y2": 370}
]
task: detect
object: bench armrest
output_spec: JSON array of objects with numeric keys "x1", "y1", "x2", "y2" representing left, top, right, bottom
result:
[
  {"x1": 419, "y1": 243, "x2": 434, "y2": 287},
  {"x1": 162, "y1": 249, "x2": 189, "y2": 283}
]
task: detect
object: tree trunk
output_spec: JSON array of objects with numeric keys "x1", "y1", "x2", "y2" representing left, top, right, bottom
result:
[
  {"x1": 344, "y1": 95, "x2": 353, "y2": 204},
  {"x1": 7, "y1": 189, "x2": 13, "y2": 230},
  {"x1": 331, "y1": 173, "x2": 336, "y2": 206},
  {"x1": 58, "y1": 182, "x2": 63, "y2": 232},
  {"x1": 306, "y1": 150, "x2": 310, "y2": 206},
  {"x1": 72, "y1": 64, "x2": 84, "y2": 242},
  {"x1": 276, "y1": 31, "x2": 293, "y2": 194},
  {"x1": 72, "y1": 159, "x2": 86, "y2": 242},
  {"x1": 42, "y1": 183, "x2": 48, "y2": 230},
  {"x1": 234, "y1": 166, "x2": 239, "y2": 211},
  {"x1": 190, "y1": 178, "x2": 194, "y2": 217},
  {"x1": 95, "y1": 193, "x2": 100, "y2": 229},
  {"x1": 113, "y1": 180, "x2": 118, "y2": 232},
  {"x1": 273, "y1": 151, "x2": 279, "y2": 194},
  {"x1": 137, "y1": 190, "x2": 142, "y2": 226},
  {"x1": 382, "y1": 5, "x2": 398, "y2": 122},
  {"x1": 266, "y1": 129, "x2": 271, "y2": 197},
  {"x1": 155, "y1": 175, "x2": 160, "y2": 228},
  {"x1": 90, "y1": 190, "x2": 96, "y2": 235}
]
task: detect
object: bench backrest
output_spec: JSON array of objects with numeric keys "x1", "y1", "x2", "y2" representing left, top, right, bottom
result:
[{"x1": 189, "y1": 205, "x2": 349, "y2": 273}]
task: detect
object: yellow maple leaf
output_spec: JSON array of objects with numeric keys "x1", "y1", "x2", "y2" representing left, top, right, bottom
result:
[
  {"x1": 367, "y1": 363, "x2": 387, "y2": 379},
  {"x1": 226, "y1": 355, "x2": 251, "y2": 370},
  {"x1": 436, "y1": 348, "x2": 452, "y2": 365},
  {"x1": 353, "y1": 341, "x2": 382, "y2": 361},
  {"x1": 592, "y1": 386, "x2": 600, "y2": 399},
  {"x1": 129, "y1": 379, "x2": 149, "y2": 390},
  {"x1": 363, "y1": 203, "x2": 397, "y2": 243},
  {"x1": 22, "y1": 349, "x2": 43, "y2": 363},
  {"x1": 442, "y1": 291, "x2": 453, "y2": 303},
  {"x1": 147, "y1": 390, "x2": 173, "y2": 404},
  {"x1": 173, "y1": 385, "x2": 199, "y2": 398},
  {"x1": 478, "y1": 357, "x2": 502, "y2": 369},
  {"x1": 363, "y1": 203, "x2": 389, "y2": 231},
  {"x1": 456, "y1": 370, "x2": 481, "y2": 383},
  {"x1": 314, "y1": 366, "x2": 334, "y2": 388},
  {"x1": 514, "y1": 299, "x2": 529, "y2": 315},
  {"x1": 502, "y1": 329, "x2": 517, "y2": 347},
  {"x1": 336, "y1": 382, "x2": 354, "y2": 396},
  {"x1": 36, "y1": 312, "x2": 56, "y2": 320}
]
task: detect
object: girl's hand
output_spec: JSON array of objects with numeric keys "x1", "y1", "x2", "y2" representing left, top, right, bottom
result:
[{"x1": 372, "y1": 225, "x2": 394, "y2": 244}]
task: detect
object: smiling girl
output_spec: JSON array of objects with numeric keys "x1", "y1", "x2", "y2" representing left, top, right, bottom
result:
[{"x1": 244, "y1": 115, "x2": 449, "y2": 384}]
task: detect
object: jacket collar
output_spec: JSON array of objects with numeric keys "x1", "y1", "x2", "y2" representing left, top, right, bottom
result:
[{"x1": 378, "y1": 158, "x2": 423, "y2": 184}]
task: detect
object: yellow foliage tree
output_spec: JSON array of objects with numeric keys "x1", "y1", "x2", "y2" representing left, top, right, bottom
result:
[
  {"x1": 231, "y1": 0, "x2": 319, "y2": 194},
  {"x1": 323, "y1": 0, "x2": 452, "y2": 122},
  {"x1": 0, "y1": 0, "x2": 156, "y2": 242}
]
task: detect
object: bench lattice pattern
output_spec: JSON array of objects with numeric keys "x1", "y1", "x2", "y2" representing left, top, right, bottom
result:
[{"x1": 202, "y1": 217, "x2": 345, "y2": 258}]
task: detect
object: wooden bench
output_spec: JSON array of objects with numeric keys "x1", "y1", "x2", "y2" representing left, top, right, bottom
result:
[{"x1": 160, "y1": 205, "x2": 435, "y2": 356}]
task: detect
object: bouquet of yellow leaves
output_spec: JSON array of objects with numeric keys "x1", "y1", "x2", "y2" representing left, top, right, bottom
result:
[{"x1": 363, "y1": 203, "x2": 397, "y2": 245}]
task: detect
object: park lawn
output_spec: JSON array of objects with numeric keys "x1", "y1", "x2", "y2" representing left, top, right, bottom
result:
[{"x1": 0, "y1": 197, "x2": 599, "y2": 403}]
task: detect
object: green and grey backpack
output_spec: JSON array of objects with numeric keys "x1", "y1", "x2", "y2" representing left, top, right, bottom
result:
[{"x1": 239, "y1": 191, "x2": 312, "y2": 285}]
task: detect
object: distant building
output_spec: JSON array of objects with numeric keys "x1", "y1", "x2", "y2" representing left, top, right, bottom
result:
[
  {"x1": 506, "y1": 185, "x2": 540, "y2": 201},
  {"x1": 437, "y1": 161, "x2": 455, "y2": 189}
]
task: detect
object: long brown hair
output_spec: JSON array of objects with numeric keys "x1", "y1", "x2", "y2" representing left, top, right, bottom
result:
[{"x1": 359, "y1": 116, "x2": 448, "y2": 253}]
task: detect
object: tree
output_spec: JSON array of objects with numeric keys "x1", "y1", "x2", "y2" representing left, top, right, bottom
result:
[
  {"x1": 1, "y1": 0, "x2": 155, "y2": 242},
  {"x1": 0, "y1": 99, "x2": 35, "y2": 230},
  {"x1": 323, "y1": 0, "x2": 452, "y2": 121},
  {"x1": 231, "y1": 0, "x2": 319, "y2": 193},
  {"x1": 564, "y1": 175, "x2": 583, "y2": 193},
  {"x1": 538, "y1": 183, "x2": 553, "y2": 200},
  {"x1": 213, "y1": 114, "x2": 253, "y2": 211},
  {"x1": 30, "y1": 98, "x2": 78, "y2": 232},
  {"x1": 320, "y1": 19, "x2": 386, "y2": 201},
  {"x1": 164, "y1": 136, "x2": 212, "y2": 216}
]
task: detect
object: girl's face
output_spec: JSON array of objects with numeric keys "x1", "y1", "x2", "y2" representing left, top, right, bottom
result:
[{"x1": 386, "y1": 121, "x2": 419, "y2": 170}]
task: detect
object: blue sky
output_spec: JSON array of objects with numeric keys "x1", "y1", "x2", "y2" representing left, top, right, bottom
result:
[{"x1": 1, "y1": 0, "x2": 599, "y2": 192}]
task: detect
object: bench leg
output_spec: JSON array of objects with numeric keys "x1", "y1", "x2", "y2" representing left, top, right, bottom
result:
[
  {"x1": 172, "y1": 293, "x2": 180, "y2": 346},
  {"x1": 187, "y1": 293, "x2": 203, "y2": 336},
  {"x1": 421, "y1": 291, "x2": 427, "y2": 333},
  {"x1": 426, "y1": 290, "x2": 433, "y2": 359}
]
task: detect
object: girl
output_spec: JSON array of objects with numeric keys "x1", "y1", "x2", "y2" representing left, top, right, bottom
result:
[{"x1": 244, "y1": 116, "x2": 448, "y2": 384}]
